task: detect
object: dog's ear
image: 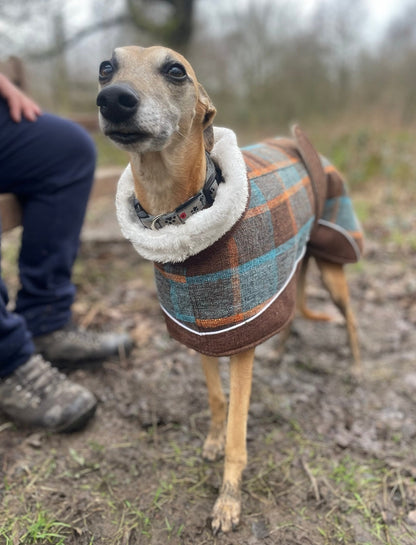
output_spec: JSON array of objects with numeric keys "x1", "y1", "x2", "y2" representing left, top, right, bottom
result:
[
  {"x1": 198, "y1": 83, "x2": 216, "y2": 152},
  {"x1": 198, "y1": 83, "x2": 216, "y2": 127}
]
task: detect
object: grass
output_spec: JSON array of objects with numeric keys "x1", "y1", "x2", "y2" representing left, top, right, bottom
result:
[
  {"x1": 308, "y1": 121, "x2": 416, "y2": 255},
  {"x1": 2, "y1": 372, "x2": 416, "y2": 544},
  {"x1": 243, "y1": 416, "x2": 416, "y2": 545},
  {"x1": 0, "y1": 508, "x2": 72, "y2": 544}
]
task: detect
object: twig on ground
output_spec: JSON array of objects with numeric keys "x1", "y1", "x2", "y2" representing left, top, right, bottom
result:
[{"x1": 301, "y1": 457, "x2": 321, "y2": 502}]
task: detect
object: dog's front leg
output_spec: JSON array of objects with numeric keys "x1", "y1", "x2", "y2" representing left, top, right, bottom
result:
[
  {"x1": 211, "y1": 348, "x2": 254, "y2": 534},
  {"x1": 201, "y1": 355, "x2": 227, "y2": 461}
]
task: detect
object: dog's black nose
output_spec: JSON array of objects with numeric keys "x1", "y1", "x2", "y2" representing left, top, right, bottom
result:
[{"x1": 96, "y1": 84, "x2": 139, "y2": 123}]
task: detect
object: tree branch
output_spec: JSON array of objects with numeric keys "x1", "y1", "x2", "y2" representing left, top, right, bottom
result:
[{"x1": 26, "y1": 15, "x2": 132, "y2": 60}]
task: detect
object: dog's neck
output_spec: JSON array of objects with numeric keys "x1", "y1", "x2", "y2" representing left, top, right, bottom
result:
[
  {"x1": 129, "y1": 133, "x2": 206, "y2": 216},
  {"x1": 116, "y1": 127, "x2": 250, "y2": 263}
]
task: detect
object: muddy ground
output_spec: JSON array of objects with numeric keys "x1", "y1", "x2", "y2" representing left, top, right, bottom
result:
[{"x1": 0, "y1": 188, "x2": 415, "y2": 545}]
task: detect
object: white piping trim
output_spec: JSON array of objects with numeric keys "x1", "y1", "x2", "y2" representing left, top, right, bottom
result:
[
  {"x1": 318, "y1": 219, "x2": 361, "y2": 261},
  {"x1": 160, "y1": 245, "x2": 307, "y2": 337}
]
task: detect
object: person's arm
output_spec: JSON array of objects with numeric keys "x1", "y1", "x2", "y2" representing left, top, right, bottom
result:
[{"x1": 0, "y1": 72, "x2": 42, "y2": 122}]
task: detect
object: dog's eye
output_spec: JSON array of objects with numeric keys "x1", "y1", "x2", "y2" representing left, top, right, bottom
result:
[
  {"x1": 99, "y1": 61, "x2": 113, "y2": 82},
  {"x1": 166, "y1": 63, "x2": 187, "y2": 82}
]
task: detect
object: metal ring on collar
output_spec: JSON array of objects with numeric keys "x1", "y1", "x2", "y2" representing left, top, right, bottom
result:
[{"x1": 151, "y1": 214, "x2": 163, "y2": 230}]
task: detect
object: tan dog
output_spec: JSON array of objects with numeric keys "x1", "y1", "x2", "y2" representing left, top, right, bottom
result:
[{"x1": 97, "y1": 45, "x2": 362, "y2": 534}]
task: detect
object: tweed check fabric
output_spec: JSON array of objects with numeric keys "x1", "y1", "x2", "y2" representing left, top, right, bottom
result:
[{"x1": 153, "y1": 133, "x2": 363, "y2": 356}]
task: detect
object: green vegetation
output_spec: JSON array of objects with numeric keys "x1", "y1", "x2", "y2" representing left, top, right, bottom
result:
[{"x1": 0, "y1": 508, "x2": 72, "y2": 545}]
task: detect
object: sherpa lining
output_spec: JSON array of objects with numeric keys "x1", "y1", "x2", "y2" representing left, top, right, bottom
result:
[{"x1": 115, "y1": 127, "x2": 248, "y2": 263}]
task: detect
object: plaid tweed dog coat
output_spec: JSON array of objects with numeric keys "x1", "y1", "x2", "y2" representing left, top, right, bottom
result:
[{"x1": 116, "y1": 127, "x2": 363, "y2": 356}]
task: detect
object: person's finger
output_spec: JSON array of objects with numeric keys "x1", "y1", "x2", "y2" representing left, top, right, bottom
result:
[{"x1": 8, "y1": 97, "x2": 22, "y2": 122}]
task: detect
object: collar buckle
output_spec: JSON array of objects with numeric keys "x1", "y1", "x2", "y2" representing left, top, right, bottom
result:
[
  {"x1": 150, "y1": 214, "x2": 163, "y2": 230},
  {"x1": 134, "y1": 153, "x2": 223, "y2": 230}
]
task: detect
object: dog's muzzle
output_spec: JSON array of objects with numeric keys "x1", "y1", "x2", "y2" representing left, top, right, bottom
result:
[{"x1": 96, "y1": 83, "x2": 139, "y2": 123}]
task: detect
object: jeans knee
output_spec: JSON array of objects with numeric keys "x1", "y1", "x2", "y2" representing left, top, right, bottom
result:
[{"x1": 65, "y1": 120, "x2": 97, "y2": 184}]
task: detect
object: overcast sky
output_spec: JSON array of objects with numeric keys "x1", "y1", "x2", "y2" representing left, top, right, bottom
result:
[
  {"x1": 33, "y1": 0, "x2": 409, "y2": 36},
  {"x1": 0, "y1": 0, "x2": 410, "y2": 56},
  {"x1": 196, "y1": 0, "x2": 406, "y2": 45},
  {"x1": 224, "y1": 0, "x2": 403, "y2": 22}
]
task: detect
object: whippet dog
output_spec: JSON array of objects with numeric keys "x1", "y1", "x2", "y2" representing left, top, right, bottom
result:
[{"x1": 97, "y1": 45, "x2": 363, "y2": 534}]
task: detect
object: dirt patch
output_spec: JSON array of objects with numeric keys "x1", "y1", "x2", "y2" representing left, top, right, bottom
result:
[{"x1": 1, "y1": 200, "x2": 416, "y2": 544}]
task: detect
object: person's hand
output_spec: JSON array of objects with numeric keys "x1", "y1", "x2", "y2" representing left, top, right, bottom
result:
[{"x1": 0, "y1": 73, "x2": 42, "y2": 122}]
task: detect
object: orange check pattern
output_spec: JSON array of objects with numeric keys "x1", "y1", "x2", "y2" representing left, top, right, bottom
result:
[{"x1": 154, "y1": 137, "x2": 363, "y2": 356}]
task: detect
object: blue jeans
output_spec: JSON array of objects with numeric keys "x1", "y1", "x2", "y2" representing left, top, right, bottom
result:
[{"x1": 0, "y1": 99, "x2": 96, "y2": 376}]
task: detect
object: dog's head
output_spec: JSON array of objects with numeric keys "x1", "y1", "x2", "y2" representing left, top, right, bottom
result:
[{"x1": 96, "y1": 46, "x2": 216, "y2": 153}]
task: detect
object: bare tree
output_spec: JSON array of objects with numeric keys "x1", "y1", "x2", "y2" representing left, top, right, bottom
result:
[
  {"x1": 1, "y1": 0, "x2": 196, "y2": 60},
  {"x1": 127, "y1": 0, "x2": 195, "y2": 51},
  {"x1": 0, "y1": 0, "x2": 195, "y2": 108},
  {"x1": 3, "y1": 0, "x2": 416, "y2": 125},
  {"x1": 311, "y1": 0, "x2": 368, "y2": 109}
]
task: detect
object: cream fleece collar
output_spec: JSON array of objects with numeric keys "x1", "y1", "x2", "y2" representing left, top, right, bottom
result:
[{"x1": 115, "y1": 127, "x2": 249, "y2": 263}]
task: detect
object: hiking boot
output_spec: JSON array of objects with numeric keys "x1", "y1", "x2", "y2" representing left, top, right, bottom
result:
[
  {"x1": 0, "y1": 355, "x2": 97, "y2": 432},
  {"x1": 33, "y1": 323, "x2": 134, "y2": 366}
]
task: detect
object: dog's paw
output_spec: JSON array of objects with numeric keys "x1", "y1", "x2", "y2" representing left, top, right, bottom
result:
[
  {"x1": 211, "y1": 489, "x2": 241, "y2": 535},
  {"x1": 202, "y1": 426, "x2": 226, "y2": 461}
]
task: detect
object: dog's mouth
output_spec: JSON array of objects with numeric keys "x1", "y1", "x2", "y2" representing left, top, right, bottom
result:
[{"x1": 105, "y1": 130, "x2": 151, "y2": 145}]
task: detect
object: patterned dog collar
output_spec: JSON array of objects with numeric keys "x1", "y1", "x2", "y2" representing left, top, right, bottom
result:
[{"x1": 134, "y1": 153, "x2": 223, "y2": 231}]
